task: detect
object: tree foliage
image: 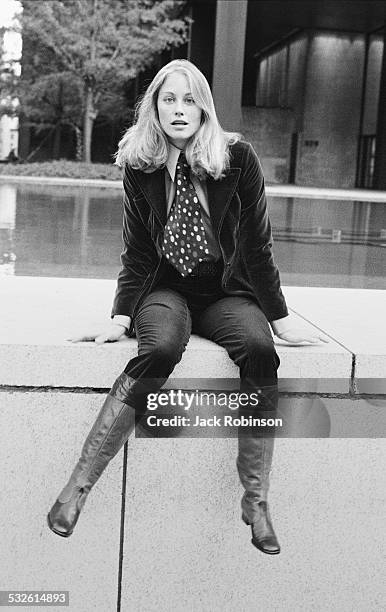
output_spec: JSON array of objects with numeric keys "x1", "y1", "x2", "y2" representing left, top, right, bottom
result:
[
  {"x1": 19, "y1": 0, "x2": 190, "y2": 161},
  {"x1": 0, "y1": 26, "x2": 20, "y2": 117}
]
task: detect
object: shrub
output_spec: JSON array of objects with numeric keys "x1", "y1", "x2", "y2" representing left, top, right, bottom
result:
[{"x1": 0, "y1": 160, "x2": 123, "y2": 180}]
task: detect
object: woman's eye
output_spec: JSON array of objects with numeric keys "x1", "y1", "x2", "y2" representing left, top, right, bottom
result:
[
  {"x1": 185, "y1": 98, "x2": 194, "y2": 104},
  {"x1": 164, "y1": 96, "x2": 174, "y2": 103}
]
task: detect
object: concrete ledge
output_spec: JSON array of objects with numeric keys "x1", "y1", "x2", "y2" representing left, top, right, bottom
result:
[
  {"x1": 2, "y1": 173, "x2": 386, "y2": 202},
  {"x1": 266, "y1": 184, "x2": 386, "y2": 202},
  {"x1": 2, "y1": 277, "x2": 384, "y2": 394},
  {"x1": 0, "y1": 336, "x2": 351, "y2": 392},
  {"x1": 285, "y1": 286, "x2": 386, "y2": 393},
  {"x1": 0, "y1": 277, "x2": 352, "y2": 392},
  {"x1": 1, "y1": 390, "x2": 385, "y2": 610},
  {"x1": 0, "y1": 392, "x2": 122, "y2": 611},
  {"x1": 120, "y1": 436, "x2": 386, "y2": 611},
  {"x1": 1, "y1": 275, "x2": 385, "y2": 610}
]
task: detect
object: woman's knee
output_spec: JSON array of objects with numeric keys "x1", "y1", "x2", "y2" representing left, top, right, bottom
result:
[
  {"x1": 250, "y1": 336, "x2": 277, "y2": 360},
  {"x1": 239, "y1": 336, "x2": 280, "y2": 377},
  {"x1": 141, "y1": 339, "x2": 186, "y2": 370},
  {"x1": 152, "y1": 340, "x2": 183, "y2": 365}
]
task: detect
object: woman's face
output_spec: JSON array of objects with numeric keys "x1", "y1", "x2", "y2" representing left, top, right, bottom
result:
[{"x1": 157, "y1": 71, "x2": 202, "y2": 149}]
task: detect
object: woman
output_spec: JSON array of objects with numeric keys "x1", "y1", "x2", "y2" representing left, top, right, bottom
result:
[{"x1": 47, "y1": 59, "x2": 326, "y2": 553}]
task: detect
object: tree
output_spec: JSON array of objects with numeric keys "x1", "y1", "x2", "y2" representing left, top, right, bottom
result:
[
  {"x1": 18, "y1": 69, "x2": 84, "y2": 160},
  {"x1": 20, "y1": 0, "x2": 190, "y2": 162},
  {"x1": 0, "y1": 26, "x2": 20, "y2": 118}
]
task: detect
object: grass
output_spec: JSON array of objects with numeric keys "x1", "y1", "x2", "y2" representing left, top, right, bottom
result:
[{"x1": 0, "y1": 160, "x2": 123, "y2": 180}]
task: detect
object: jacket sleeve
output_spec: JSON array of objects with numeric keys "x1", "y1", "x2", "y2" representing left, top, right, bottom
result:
[
  {"x1": 238, "y1": 142, "x2": 288, "y2": 322},
  {"x1": 111, "y1": 165, "x2": 159, "y2": 319}
]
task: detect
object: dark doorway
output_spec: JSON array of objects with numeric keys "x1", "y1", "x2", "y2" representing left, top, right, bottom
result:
[{"x1": 288, "y1": 132, "x2": 299, "y2": 184}]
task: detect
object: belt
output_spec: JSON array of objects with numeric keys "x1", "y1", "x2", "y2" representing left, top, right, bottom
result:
[{"x1": 189, "y1": 259, "x2": 223, "y2": 278}]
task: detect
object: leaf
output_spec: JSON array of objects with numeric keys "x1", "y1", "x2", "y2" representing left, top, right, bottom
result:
[{"x1": 15, "y1": 0, "x2": 190, "y2": 159}]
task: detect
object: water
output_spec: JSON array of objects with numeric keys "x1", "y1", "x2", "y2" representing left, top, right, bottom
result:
[{"x1": 0, "y1": 182, "x2": 385, "y2": 288}]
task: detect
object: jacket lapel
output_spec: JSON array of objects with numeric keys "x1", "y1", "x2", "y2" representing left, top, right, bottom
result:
[
  {"x1": 132, "y1": 165, "x2": 241, "y2": 235},
  {"x1": 132, "y1": 167, "x2": 167, "y2": 227}
]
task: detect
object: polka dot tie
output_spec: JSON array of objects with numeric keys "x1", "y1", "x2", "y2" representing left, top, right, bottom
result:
[{"x1": 162, "y1": 151, "x2": 209, "y2": 277}]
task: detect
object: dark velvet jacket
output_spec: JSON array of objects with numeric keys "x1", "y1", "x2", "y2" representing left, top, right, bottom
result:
[{"x1": 111, "y1": 140, "x2": 288, "y2": 332}]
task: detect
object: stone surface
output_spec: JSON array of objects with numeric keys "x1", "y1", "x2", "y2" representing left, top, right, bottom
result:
[
  {"x1": 120, "y1": 434, "x2": 386, "y2": 611},
  {"x1": 2, "y1": 173, "x2": 386, "y2": 201},
  {"x1": 1, "y1": 391, "x2": 385, "y2": 611},
  {"x1": 285, "y1": 286, "x2": 386, "y2": 391},
  {"x1": 0, "y1": 392, "x2": 122, "y2": 612},
  {"x1": 0, "y1": 277, "x2": 352, "y2": 391},
  {"x1": 0, "y1": 338, "x2": 351, "y2": 391},
  {"x1": 284, "y1": 286, "x2": 386, "y2": 355},
  {"x1": 267, "y1": 183, "x2": 386, "y2": 202}
]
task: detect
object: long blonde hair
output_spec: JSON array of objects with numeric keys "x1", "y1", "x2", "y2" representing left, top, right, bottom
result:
[{"x1": 115, "y1": 59, "x2": 242, "y2": 180}]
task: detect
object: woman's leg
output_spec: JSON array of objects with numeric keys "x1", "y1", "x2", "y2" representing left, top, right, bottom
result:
[
  {"x1": 47, "y1": 289, "x2": 191, "y2": 537},
  {"x1": 194, "y1": 296, "x2": 281, "y2": 554}
]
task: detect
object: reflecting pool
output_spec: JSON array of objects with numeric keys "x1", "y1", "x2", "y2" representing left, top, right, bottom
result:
[{"x1": 0, "y1": 182, "x2": 385, "y2": 288}]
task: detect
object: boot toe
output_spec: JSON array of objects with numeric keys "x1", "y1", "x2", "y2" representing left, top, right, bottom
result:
[
  {"x1": 248, "y1": 502, "x2": 280, "y2": 555},
  {"x1": 47, "y1": 513, "x2": 73, "y2": 537},
  {"x1": 47, "y1": 507, "x2": 74, "y2": 537},
  {"x1": 47, "y1": 491, "x2": 86, "y2": 537},
  {"x1": 251, "y1": 536, "x2": 280, "y2": 554}
]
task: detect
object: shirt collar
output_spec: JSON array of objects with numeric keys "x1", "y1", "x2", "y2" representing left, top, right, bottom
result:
[{"x1": 166, "y1": 142, "x2": 185, "y2": 182}]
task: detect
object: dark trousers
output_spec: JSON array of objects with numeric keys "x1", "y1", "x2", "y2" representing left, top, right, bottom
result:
[
  {"x1": 121, "y1": 259, "x2": 280, "y2": 520},
  {"x1": 124, "y1": 259, "x2": 280, "y2": 388}
]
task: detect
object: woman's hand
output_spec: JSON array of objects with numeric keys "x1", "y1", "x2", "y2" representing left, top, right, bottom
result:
[
  {"x1": 67, "y1": 323, "x2": 128, "y2": 344},
  {"x1": 275, "y1": 329, "x2": 329, "y2": 346}
]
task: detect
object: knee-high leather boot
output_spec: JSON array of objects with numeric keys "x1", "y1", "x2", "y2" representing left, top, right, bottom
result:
[
  {"x1": 236, "y1": 384, "x2": 280, "y2": 554},
  {"x1": 47, "y1": 372, "x2": 145, "y2": 538}
]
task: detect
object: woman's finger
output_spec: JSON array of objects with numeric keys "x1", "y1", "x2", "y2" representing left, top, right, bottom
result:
[
  {"x1": 67, "y1": 334, "x2": 97, "y2": 343},
  {"x1": 306, "y1": 335, "x2": 330, "y2": 344},
  {"x1": 281, "y1": 332, "x2": 330, "y2": 345},
  {"x1": 288, "y1": 340, "x2": 317, "y2": 345},
  {"x1": 279, "y1": 336, "x2": 328, "y2": 346},
  {"x1": 95, "y1": 333, "x2": 110, "y2": 344}
]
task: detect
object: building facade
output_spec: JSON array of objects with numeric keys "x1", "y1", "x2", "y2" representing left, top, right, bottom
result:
[
  {"x1": 202, "y1": 0, "x2": 386, "y2": 189},
  {"x1": 18, "y1": 0, "x2": 386, "y2": 189}
]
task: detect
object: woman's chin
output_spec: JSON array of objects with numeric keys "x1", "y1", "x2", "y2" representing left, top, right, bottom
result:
[
  {"x1": 166, "y1": 130, "x2": 197, "y2": 149},
  {"x1": 168, "y1": 136, "x2": 189, "y2": 149}
]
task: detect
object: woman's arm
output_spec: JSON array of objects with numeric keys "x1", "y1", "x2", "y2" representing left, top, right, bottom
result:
[
  {"x1": 238, "y1": 142, "x2": 288, "y2": 322},
  {"x1": 111, "y1": 165, "x2": 159, "y2": 320},
  {"x1": 238, "y1": 143, "x2": 328, "y2": 345}
]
